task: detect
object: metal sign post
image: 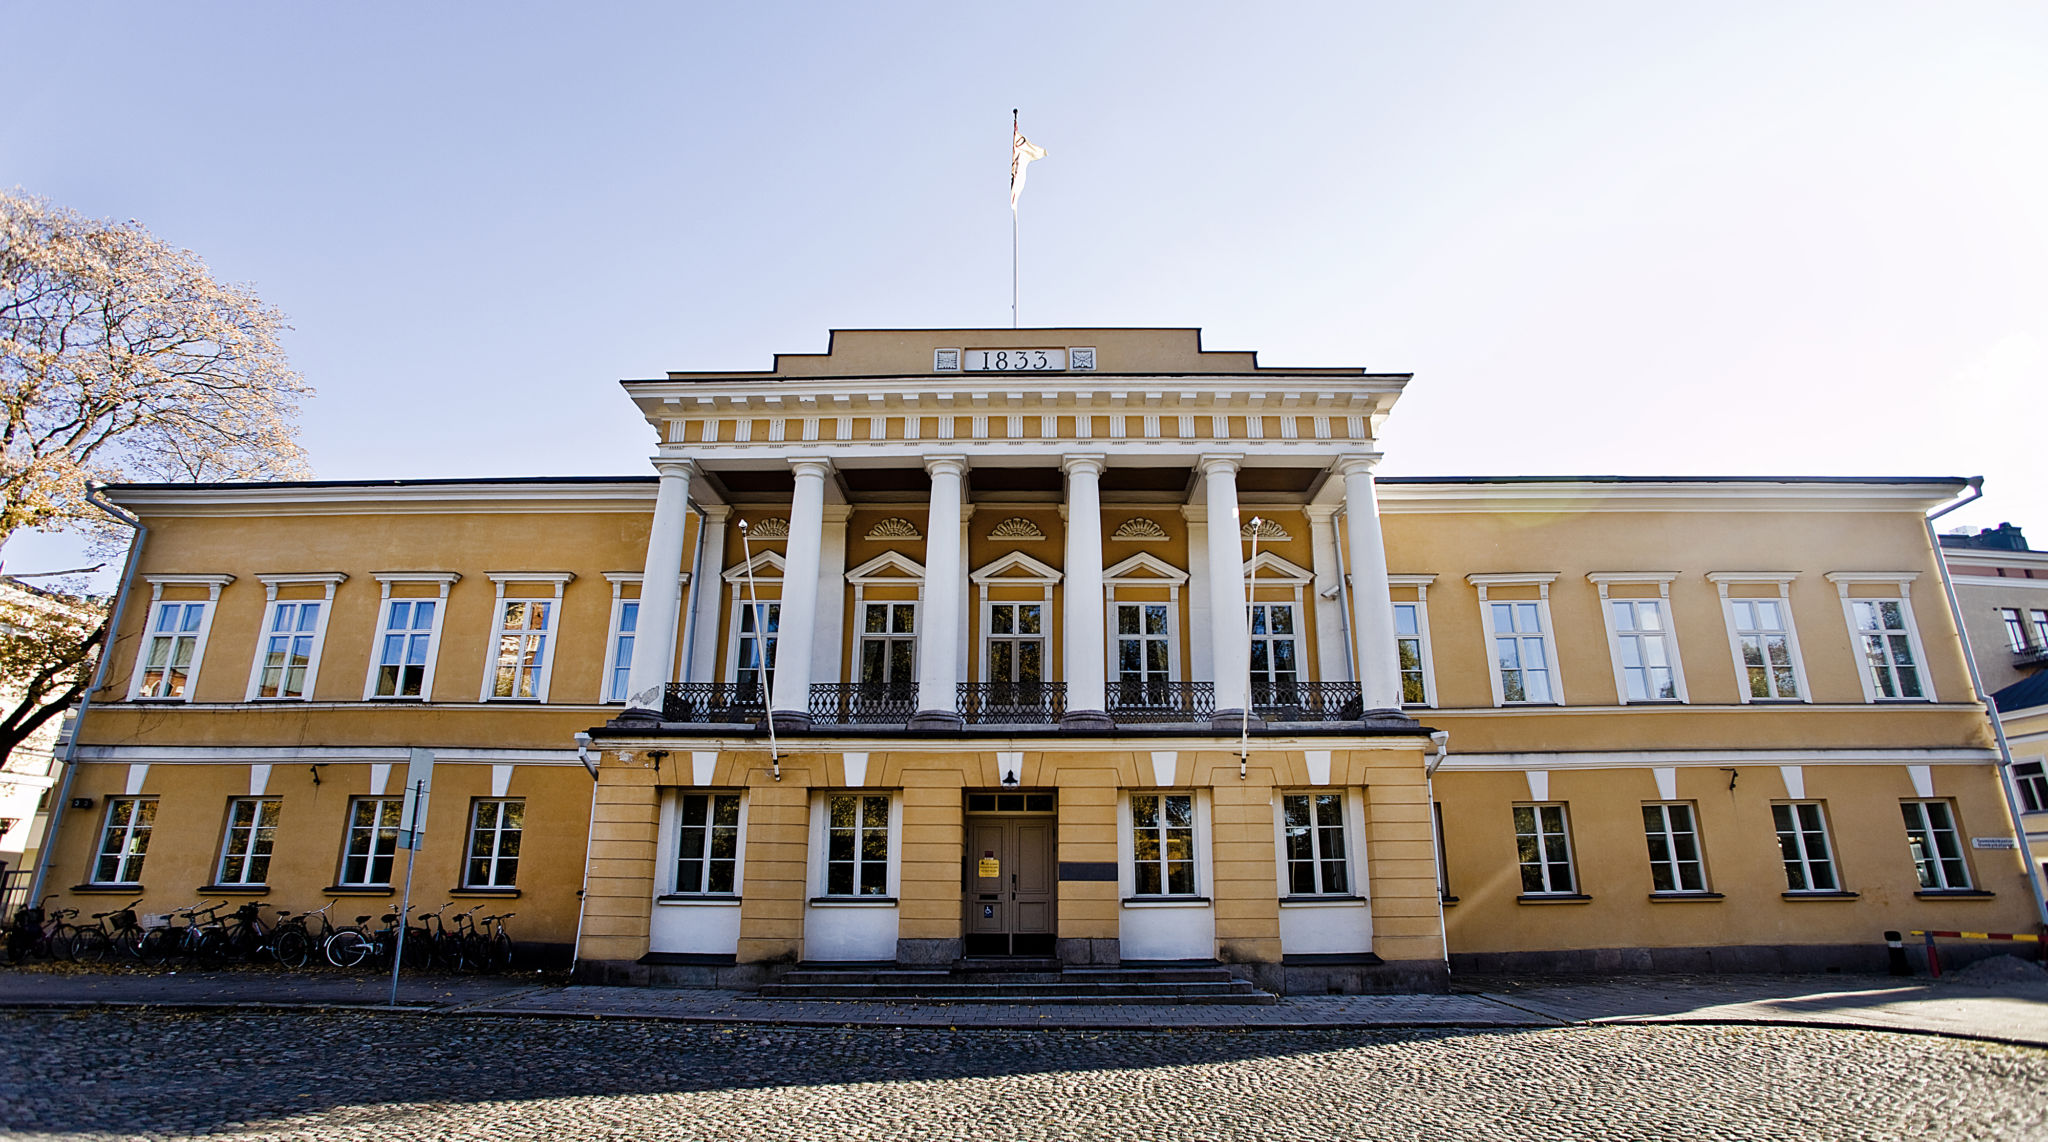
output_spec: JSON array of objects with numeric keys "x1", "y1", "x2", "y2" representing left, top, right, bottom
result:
[{"x1": 388, "y1": 748, "x2": 433, "y2": 1008}]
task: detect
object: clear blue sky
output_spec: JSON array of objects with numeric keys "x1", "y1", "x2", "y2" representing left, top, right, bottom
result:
[{"x1": 5, "y1": 2, "x2": 2045, "y2": 581}]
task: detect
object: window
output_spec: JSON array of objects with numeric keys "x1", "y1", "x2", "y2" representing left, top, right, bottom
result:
[
  {"x1": 605, "y1": 599, "x2": 638, "y2": 703},
  {"x1": 1608, "y1": 599, "x2": 1680, "y2": 701},
  {"x1": 2014, "y1": 761, "x2": 2048, "y2": 815},
  {"x1": 1131, "y1": 792, "x2": 1196, "y2": 895},
  {"x1": 253, "y1": 602, "x2": 322, "y2": 699},
  {"x1": 339, "y1": 797, "x2": 402, "y2": 886},
  {"x1": 858, "y1": 602, "x2": 916, "y2": 690},
  {"x1": 1773, "y1": 802, "x2": 1839, "y2": 892},
  {"x1": 1247, "y1": 603, "x2": 1300, "y2": 701},
  {"x1": 137, "y1": 602, "x2": 209, "y2": 699},
  {"x1": 987, "y1": 602, "x2": 1044, "y2": 686},
  {"x1": 2004, "y1": 608, "x2": 2030, "y2": 653},
  {"x1": 215, "y1": 798, "x2": 281, "y2": 886},
  {"x1": 93, "y1": 797, "x2": 155, "y2": 884},
  {"x1": 1728, "y1": 598, "x2": 1801, "y2": 700},
  {"x1": 1828, "y1": 574, "x2": 1933, "y2": 702},
  {"x1": 1493, "y1": 603, "x2": 1554, "y2": 703},
  {"x1": 370, "y1": 598, "x2": 441, "y2": 699},
  {"x1": 1513, "y1": 804, "x2": 1576, "y2": 894},
  {"x1": 1115, "y1": 602, "x2": 1172, "y2": 695},
  {"x1": 1394, "y1": 602, "x2": 1430, "y2": 705},
  {"x1": 1901, "y1": 800, "x2": 1971, "y2": 891},
  {"x1": 675, "y1": 793, "x2": 742, "y2": 895},
  {"x1": 489, "y1": 600, "x2": 554, "y2": 700},
  {"x1": 824, "y1": 793, "x2": 890, "y2": 897},
  {"x1": 2034, "y1": 610, "x2": 2048, "y2": 649},
  {"x1": 1642, "y1": 803, "x2": 1707, "y2": 893},
  {"x1": 464, "y1": 799, "x2": 524, "y2": 888},
  {"x1": 1280, "y1": 792, "x2": 1349, "y2": 895},
  {"x1": 733, "y1": 600, "x2": 779, "y2": 699}
]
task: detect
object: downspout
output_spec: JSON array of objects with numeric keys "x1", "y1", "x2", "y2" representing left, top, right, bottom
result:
[
  {"x1": 1425, "y1": 729, "x2": 1451, "y2": 978},
  {"x1": 28, "y1": 484, "x2": 147, "y2": 902},
  {"x1": 1924, "y1": 477, "x2": 2048, "y2": 927}
]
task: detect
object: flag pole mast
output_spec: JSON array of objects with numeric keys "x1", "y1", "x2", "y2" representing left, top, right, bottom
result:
[{"x1": 1012, "y1": 108, "x2": 1020, "y2": 329}]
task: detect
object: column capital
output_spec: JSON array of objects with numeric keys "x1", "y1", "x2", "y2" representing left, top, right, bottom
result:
[
  {"x1": 925, "y1": 454, "x2": 969, "y2": 478},
  {"x1": 1303, "y1": 503, "x2": 1340, "y2": 524},
  {"x1": 821, "y1": 504, "x2": 854, "y2": 523},
  {"x1": 651, "y1": 457, "x2": 697, "y2": 480},
  {"x1": 1061, "y1": 453, "x2": 1107, "y2": 477},
  {"x1": 1333, "y1": 452, "x2": 1386, "y2": 477},
  {"x1": 1198, "y1": 453, "x2": 1245, "y2": 477},
  {"x1": 700, "y1": 504, "x2": 732, "y2": 523},
  {"x1": 789, "y1": 457, "x2": 833, "y2": 480}
]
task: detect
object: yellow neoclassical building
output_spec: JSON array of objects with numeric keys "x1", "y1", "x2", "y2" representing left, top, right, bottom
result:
[{"x1": 33, "y1": 329, "x2": 2044, "y2": 991}]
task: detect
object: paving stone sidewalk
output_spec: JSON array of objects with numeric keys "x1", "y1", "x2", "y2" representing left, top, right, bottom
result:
[{"x1": 3, "y1": 966, "x2": 2044, "y2": 1046}]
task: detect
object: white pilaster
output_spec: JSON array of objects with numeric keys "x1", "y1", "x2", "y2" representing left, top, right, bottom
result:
[
  {"x1": 814, "y1": 505, "x2": 852, "y2": 685},
  {"x1": 914, "y1": 456, "x2": 967, "y2": 726},
  {"x1": 685, "y1": 506, "x2": 730, "y2": 684},
  {"x1": 1306, "y1": 504, "x2": 1350, "y2": 682},
  {"x1": 1062, "y1": 455, "x2": 1110, "y2": 726},
  {"x1": 1183, "y1": 505, "x2": 1213, "y2": 683},
  {"x1": 770, "y1": 458, "x2": 831, "y2": 727},
  {"x1": 1338, "y1": 454, "x2": 1403, "y2": 713},
  {"x1": 1202, "y1": 455, "x2": 1250, "y2": 720},
  {"x1": 624, "y1": 458, "x2": 695, "y2": 716}
]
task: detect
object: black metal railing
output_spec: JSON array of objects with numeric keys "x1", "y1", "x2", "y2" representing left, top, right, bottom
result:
[
  {"x1": 661, "y1": 682, "x2": 768, "y2": 724},
  {"x1": 1249, "y1": 680, "x2": 1365, "y2": 722},
  {"x1": 958, "y1": 681, "x2": 1065, "y2": 725},
  {"x1": 1106, "y1": 680, "x2": 1215, "y2": 723},
  {"x1": 810, "y1": 682, "x2": 918, "y2": 725}
]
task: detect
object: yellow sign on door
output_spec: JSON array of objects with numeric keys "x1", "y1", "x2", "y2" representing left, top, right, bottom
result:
[{"x1": 978, "y1": 857, "x2": 1000, "y2": 878}]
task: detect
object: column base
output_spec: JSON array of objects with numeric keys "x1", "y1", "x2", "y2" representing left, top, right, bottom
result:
[
  {"x1": 767, "y1": 710, "x2": 813, "y2": 733},
  {"x1": 908, "y1": 709, "x2": 966, "y2": 732},
  {"x1": 607, "y1": 705, "x2": 665, "y2": 729},
  {"x1": 1058, "y1": 709, "x2": 1115, "y2": 732},
  {"x1": 1210, "y1": 709, "x2": 1267, "y2": 733},
  {"x1": 1356, "y1": 707, "x2": 1424, "y2": 731}
]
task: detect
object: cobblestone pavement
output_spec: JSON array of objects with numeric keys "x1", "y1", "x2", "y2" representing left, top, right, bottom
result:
[{"x1": 1, "y1": 1010, "x2": 2043, "y2": 1141}]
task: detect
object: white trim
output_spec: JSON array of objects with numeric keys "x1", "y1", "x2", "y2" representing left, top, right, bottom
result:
[
  {"x1": 1587, "y1": 573, "x2": 1689, "y2": 704},
  {"x1": 128, "y1": 577, "x2": 231, "y2": 701},
  {"x1": 1708, "y1": 573, "x2": 1812, "y2": 704},
  {"x1": 973, "y1": 551, "x2": 1060, "y2": 686},
  {"x1": 1375, "y1": 479, "x2": 1970, "y2": 514},
  {"x1": 1271, "y1": 787, "x2": 1364, "y2": 898},
  {"x1": 479, "y1": 576, "x2": 570, "y2": 702},
  {"x1": 244, "y1": 574, "x2": 345, "y2": 701},
  {"x1": 1437, "y1": 747, "x2": 1998, "y2": 772},
  {"x1": 657, "y1": 787, "x2": 750, "y2": 898},
  {"x1": 1388, "y1": 576, "x2": 1438, "y2": 708},
  {"x1": 807, "y1": 790, "x2": 902, "y2": 899},
  {"x1": 106, "y1": 481, "x2": 659, "y2": 516},
  {"x1": 1469, "y1": 575, "x2": 1564, "y2": 706},
  {"x1": 1104, "y1": 552, "x2": 1188, "y2": 688},
  {"x1": 1828, "y1": 572, "x2": 1936, "y2": 703},
  {"x1": 362, "y1": 576, "x2": 456, "y2": 701}
]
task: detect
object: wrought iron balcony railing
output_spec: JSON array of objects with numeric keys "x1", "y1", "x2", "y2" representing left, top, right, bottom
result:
[
  {"x1": 661, "y1": 682, "x2": 768, "y2": 724},
  {"x1": 958, "y1": 681, "x2": 1066, "y2": 725},
  {"x1": 810, "y1": 682, "x2": 919, "y2": 725},
  {"x1": 1249, "y1": 680, "x2": 1366, "y2": 722},
  {"x1": 655, "y1": 679, "x2": 1365, "y2": 727},
  {"x1": 1107, "y1": 680, "x2": 1215, "y2": 723}
]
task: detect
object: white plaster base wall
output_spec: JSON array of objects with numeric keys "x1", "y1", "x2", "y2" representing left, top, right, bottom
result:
[
  {"x1": 1119, "y1": 903, "x2": 1216, "y2": 960},
  {"x1": 1278, "y1": 899, "x2": 1373, "y2": 955},
  {"x1": 650, "y1": 900, "x2": 741, "y2": 956},
  {"x1": 804, "y1": 903, "x2": 899, "y2": 961}
]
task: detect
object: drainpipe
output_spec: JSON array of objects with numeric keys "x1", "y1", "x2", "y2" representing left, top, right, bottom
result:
[
  {"x1": 27, "y1": 485, "x2": 147, "y2": 903},
  {"x1": 1426, "y1": 729, "x2": 1451, "y2": 978},
  {"x1": 1924, "y1": 477, "x2": 2048, "y2": 928}
]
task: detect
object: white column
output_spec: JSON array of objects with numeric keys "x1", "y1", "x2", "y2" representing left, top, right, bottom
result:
[
  {"x1": 1061, "y1": 455, "x2": 1111, "y2": 728},
  {"x1": 913, "y1": 456, "x2": 967, "y2": 728},
  {"x1": 1306, "y1": 504, "x2": 1352, "y2": 682},
  {"x1": 1182, "y1": 505, "x2": 1214, "y2": 683},
  {"x1": 769, "y1": 458, "x2": 831, "y2": 729},
  {"x1": 685, "y1": 506, "x2": 729, "y2": 684},
  {"x1": 623, "y1": 458, "x2": 694, "y2": 719},
  {"x1": 1339, "y1": 454, "x2": 1405, "y2": 714},
  {"x1": 813, "y1": 505, "x2": 851, "y2": 684},
  {"x1": 1202, "y1": 455, "x2": 1251, "y2": 724}
]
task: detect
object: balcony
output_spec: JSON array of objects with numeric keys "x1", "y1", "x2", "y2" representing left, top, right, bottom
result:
[
  {"x1": 2014, "y1": 643, "x2": 2048, "y2": 669},
  {"x1": 657, "y1": 679, "x2": 1367, "y2": 729}
]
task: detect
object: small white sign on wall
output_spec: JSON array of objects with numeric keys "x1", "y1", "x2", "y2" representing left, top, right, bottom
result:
[{"x1": 1971, "y1": 837, "x2": 2018, "y2": 850}]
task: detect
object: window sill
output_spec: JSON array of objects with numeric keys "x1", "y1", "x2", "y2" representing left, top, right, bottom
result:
[
  {"x1": 1782, "y1": 890, "x2": 1859, "y2": 900},
  {"x1": 323, "y1": 885, "x2": 396, "y2": 897},
  {"x1": 1648, "y1": 892, "x2": 1725, "y2": 902},
  {"x1": 70, "y1": 883, "x2": 143, "y2": 895},
  {"x1": 1497, "y1": 702, "x2": 1563, "y2": 708},
  {"x1": 1278, "y1": 895, "x2": 1368, "y2": 908},
  {"x1": 658, "y1": 894, "x2": 742, "y2": 906},
  {"x1": 198, "y1": 884, "x2": 270, "y2": 895},
  {"x1": 808, "y1": 896, "x2": 897, "y2": 907},
  {"x1": 1516, "y1": 893, "x2": 1592, "y2": 904},
  {"x1": 450, "y1": 887, "x2": 521, "y2": 898},
  {"x1": 1121, "y1": 896, "x2": 1212, "y2": 909},
  {"x1": 1914, "y1": 889, "x2": 1995, "y2": 900}
]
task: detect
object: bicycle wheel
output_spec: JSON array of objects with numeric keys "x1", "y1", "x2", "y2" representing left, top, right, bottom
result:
[
  {"x1": 137, "y1": 927, "x2": 172, "y2": 967},
  {"x1": 401, "y1": 928, "x2": 433, "y2": 972},
  {"x1": 49, "y1": 923, "x2": 83, "y2": 961},
  {"x1": 74, "y1": 928, "x2": 112, "y2": 964},
  {"x1": 325, "y1": 929, "x2": 371, "y2": 969},
  {"x1": 488, "y1": 932, "x2": 513, "y2": 973},
  {"x1": 272, "y1": 926, "x2": 311, "y2": 970}
]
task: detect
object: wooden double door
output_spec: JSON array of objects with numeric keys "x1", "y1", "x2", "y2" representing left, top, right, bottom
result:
[{"x1": 964, "y1": 814, "x2": 1057, "y2": 957}]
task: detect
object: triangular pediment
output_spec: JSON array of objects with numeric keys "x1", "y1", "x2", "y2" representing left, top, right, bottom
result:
[
  {"x1": 722, "y1": 549, "x2": 785, "y2": 582},
  {"x1": 1103, "y1": 551, "x2": 1188, "y2": 586},
  {"x1": 1247, "y1": 551, "x2": 1312, "y2": 584},
  {"x1": 970, "y1": 550, "x2": 1062, "y2": 584},
  {"x1": 847, "y1": 550, "x2": 926, "y2": 583}
]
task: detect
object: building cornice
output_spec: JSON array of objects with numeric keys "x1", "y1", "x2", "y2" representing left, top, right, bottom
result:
[
  {"x1": 104, "y1": 479, "x2": 658, "y2": 517},
  {"x1": 1376, "y1": 477, "x2": 1970, "y2": 514}
]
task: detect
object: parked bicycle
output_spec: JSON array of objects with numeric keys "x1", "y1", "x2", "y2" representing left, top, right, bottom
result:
[
  {"x1": 266, "y1": 901, "x2": 339, "y2": 970},
  {"x1": 72, "y1": 900, "x2": 151, "y2": 965},
  {"x1": 2, "y1": 896, "x2": 79, "y2": 963}
]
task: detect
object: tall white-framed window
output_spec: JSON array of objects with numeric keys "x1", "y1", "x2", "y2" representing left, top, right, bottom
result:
[
  {"x1": 128, "y1": 575, "x2": 234, "y2": 701},
  {"x1": 92, "y1": 796, "x2": 156, "y2": 884},
  {"x1": 463, "y1": 798, "x2": 525, "y2": 888},
  {"x1": 987, "y1": 602, "x2": 1046, "y2": 685},
  {"x1": 2014, "y1": 761, "x2": 2048, "y2": 815},
  {"x1": 1773, "y1": 801, "x2": 1840, "y2": 892},
  {"x1": 1469, "y1": 574, "x2": 1563, "y2": 706},
  {"x1": 598, "y1": 572, "x2": 684, "y2": 704},
  {"x1": 1277, "y1": 790, "x2": 1353, "y2": 896},
  {"x1": 1248, "y1": 602, "x2": 1302, "y2": 699},
  {"x1": 1588, "y1": 573, "x2": 1687, "y2": 703},
  {"x1": 1706, "y1": 573, "x2": 1808, "y2": 702},
  {"x1": 1103, "y1": 553, "x2": 1187, "y2": 705},
  {"x1": 1642, "y1": 802, "x2": 1708, "y2": 894},
  {"x1": 1827, "y1": 573, "x2": 1934, "y2": 702},
  {"x1": 2033, "y1": 610, "x2": 2048, "y2": 649},
  {"x1": 1513, "y1": 803, "x2": 1577, "y2": 895},
  {"x1": 819, "y1": 792, "x2": 894, "y2": 898},
  {"x1": 674, "y1": 791, "x2": 745, "y2": 895},
  {"x1": 1130, "y1": 791, "x2": 1198, "y2": 896},
  {"x1": 857, "y1": 602, "x2": 917, "y2": 689},
  {"x1": 1388, "y1": 574, "x2": 1439, "y2": 707},
  {"x1": 730, "y1": 600, "x2": 780, "y2": 700},
  {"x1": 1901, "y1": 800, "x2": 1972, "y2": 891},
  {"x1": 338, "y1": 796, "x2": 402, "y2": 887},
  {"x1": 245, "y1": 573, "x2": 344, "y2": 701},
  {"x1": 481, "y1": 573, "x2": 573, "y2": 702},
  {"x1": 214, "y1": 797, "x2": 281, "y2": 886},
  {"x1": 364, "y1": 573, "x2": 458, "y2": 700},
  {"x1": 972, "y1": 551, "x2": 1062, "y2": 694},
  {"x1": 2004, "y1": 608, "x2": 2032, "y2": 652}
]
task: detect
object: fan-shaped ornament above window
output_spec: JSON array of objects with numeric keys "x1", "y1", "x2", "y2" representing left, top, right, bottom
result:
[
  {"x1": 987, "y1": 517, "x2": 1046, "y2": 540},
  {"x1": 746, "y1": 517, "x2": 790, "y2": 539},
  {"x1": 1111, "y1": 517, "x2": 1169, "y2": 541},
  {"x1": 865, "y1": 517, "x2": 922, "y2": 540},
  {"x1": 1241, "y1": 518, "x2": 1291, "y2": 541}
]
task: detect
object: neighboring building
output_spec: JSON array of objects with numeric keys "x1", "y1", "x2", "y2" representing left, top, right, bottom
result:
[
  {"x1": 37, "y1": 329, "x2": 2042, "y2": 990},
  {"x1": 1939, "y1": 523, "x2": 2048, "y2": 895},
  {"x1": 0, "y1": 575, "x2": 98, "y2": 906}
]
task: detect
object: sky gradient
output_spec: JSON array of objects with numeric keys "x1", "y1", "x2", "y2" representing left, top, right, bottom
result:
[{"x1": 4, "y1": 2, "x2": 2044, "y2": 582}]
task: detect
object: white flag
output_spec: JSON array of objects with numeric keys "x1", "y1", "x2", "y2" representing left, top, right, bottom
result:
[{"x1": 1010, "y1": 124, "x2": 1046, "y2": 211}]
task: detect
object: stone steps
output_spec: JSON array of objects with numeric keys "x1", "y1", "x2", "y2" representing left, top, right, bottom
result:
[{"x1": 753, "y1": 962, "x2": 1278, "y2": 1005}]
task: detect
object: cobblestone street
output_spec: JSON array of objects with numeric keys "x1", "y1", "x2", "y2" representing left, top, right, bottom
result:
[{"x1": 2, "y1": 1010, "x2": 2043, "y2": 1141}]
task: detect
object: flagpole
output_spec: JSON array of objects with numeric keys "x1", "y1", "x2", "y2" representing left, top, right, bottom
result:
[{"x1": 1011, "y1": 108, "x2": 1019, "y2": 329}]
